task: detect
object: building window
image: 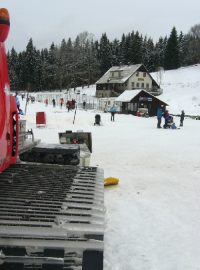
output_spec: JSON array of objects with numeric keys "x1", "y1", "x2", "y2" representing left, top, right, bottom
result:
[
  {"x1": 127, "y1": 103, "x2": 137, "y2": 111},
  {"x1": 143, "y1": 72, "x2": 146, "y2": 77},
  {"x1": 136, "y1": 72, "x2": 139, "y2": 76},
  {"x1": 136, "y1": 82, "x2": 140, "y2": 88},
  {"x1": 146, "y1": 83, "x2": 149, "y2": 89},
  {"x1": 133, "y1": 103, "x2": 137, "y2": 111},
  {"x1": 141, "y1": 83, "x2": 144, "y2": 88},
  {"x1": 114, "y1": 71, "x2": 119, "y2": 77},
  {"x1": 128, "y1": 103, "x2": 133, "y2": 111},
  {"x1": 131, "y1": 82, "x2": 135, "y2": 89}
]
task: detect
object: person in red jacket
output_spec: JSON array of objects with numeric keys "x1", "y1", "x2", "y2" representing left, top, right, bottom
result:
[{"x1": 60, "y1": 97, "x2": 64, "y2": 109}]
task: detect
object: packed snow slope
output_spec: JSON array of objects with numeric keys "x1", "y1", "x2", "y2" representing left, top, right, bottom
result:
[
  {"x1": 21, "y1": 64, "x2": 200, "y2": 270},
  {"x1": 152, "y1": 64, "x2": 200, "y2": 116}
]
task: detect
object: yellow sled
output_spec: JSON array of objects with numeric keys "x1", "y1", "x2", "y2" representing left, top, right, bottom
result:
[{"x1": 104, "y1": 177, "x2": 119, "y2": 186}]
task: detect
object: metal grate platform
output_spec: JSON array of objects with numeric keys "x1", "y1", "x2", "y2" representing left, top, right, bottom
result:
[
  {"x1": 0, "y1": 163, "x2": 104, "y2": 269},
  {"x1": 19, "y1": 144, "x2": 81, "y2": 166}
]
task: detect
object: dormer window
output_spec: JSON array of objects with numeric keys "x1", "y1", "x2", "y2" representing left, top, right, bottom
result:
[
  {"x1": 143, "y1": 72, "x2": 146, "y2": 77},
  {"x1": 110, "y1": 71, "x2": 122, "y2": 78},
  {"x1": 118, "y1": 71, "x2": 122, "y2": 77}
]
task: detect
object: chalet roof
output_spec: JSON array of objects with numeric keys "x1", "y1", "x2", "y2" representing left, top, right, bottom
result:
[
  {"x1": 115, "y1": 89, "x2": 142, "y2": 102},
  {"x1": 96, "y1": 64, "x2": 143, "y2": 84},
  {"x1": 115, "y1": 89, "x2": 168, "y2": 105}
]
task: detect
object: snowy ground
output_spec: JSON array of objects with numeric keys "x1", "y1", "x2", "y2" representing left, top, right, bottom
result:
[
  {"x1": 20, "y1": 65, "x2": 200, "y2": 269},
  {"x1": 152, "y1": 64, "x2": 200, "y2": 116}
]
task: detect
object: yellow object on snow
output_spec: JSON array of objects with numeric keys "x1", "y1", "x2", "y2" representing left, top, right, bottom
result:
[{"x1": 104, "y1": 177, "x2": 119, "y2": 186}]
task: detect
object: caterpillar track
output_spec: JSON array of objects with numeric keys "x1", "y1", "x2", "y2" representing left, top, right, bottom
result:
[{"x1": 0, "y1": 163, "x2": 104, "y2": 269}]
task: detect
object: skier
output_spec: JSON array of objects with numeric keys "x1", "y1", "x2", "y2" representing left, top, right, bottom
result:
[
  {"x1": 72, "y1": 99, "x2": 76, "y2": 109},
  {"x1": 44, "y1": 98, "x2": 48, "y2": 106},
  {"x1": 180, "y1": 110, "x2": 185, "y2": 126},
  {"x1": 66, "y1": 100, "x2": 70, "y2": 112},
  {"x1": 15, "y1": 92, "x2": 23, "y2": 115},
  {"x1": 157, "y1": 107, "x2": 163, "y2": 128},
  {"x1": 52, "y1": 98, "x2": 56, "y2": 107},
  {"x1": 60, "y1": 97, "x2": 64, "y2": 109},
  {"x1": 15, "y1": 92, "x2": 20, "y2": 111},
  {"x1": 110, "y1": 104, "x2": 117, "y2": 121}
]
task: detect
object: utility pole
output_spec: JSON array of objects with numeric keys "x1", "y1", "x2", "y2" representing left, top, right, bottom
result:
[{"x1": 73, "y1": 104, "x2": 77, "y2": 124}]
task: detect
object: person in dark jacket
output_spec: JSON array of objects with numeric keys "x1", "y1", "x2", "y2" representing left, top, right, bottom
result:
[
  {"x1": 83, "y1": 101, "x2": 86, "y2": 110},
  {"x1": 52, "y1": 98, "x2": 56, "y2": 107},
  {"x1": 180, "y1": 110, "x2": 185, "y2": 126},
  {"x1": 157, "y1": 107, "x2": 163, "y2": 128},
  {"x1": 72, "y1": 99, "x2": 76, "y2": 109},
  {"x1": 163, "y1": 110, "x2": 170, "y2": 128}
]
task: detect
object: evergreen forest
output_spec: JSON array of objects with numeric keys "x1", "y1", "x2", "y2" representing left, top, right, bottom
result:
[{"x1": 7, "y1": 24, "x2": 200, "y2": 92}]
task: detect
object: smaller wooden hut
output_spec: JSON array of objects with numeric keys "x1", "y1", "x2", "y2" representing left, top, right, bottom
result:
[{"x1": 115, "y1": 89, "x2": 168, "y2": 116}]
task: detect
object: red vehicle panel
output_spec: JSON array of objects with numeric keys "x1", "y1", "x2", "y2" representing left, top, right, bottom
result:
[{"x1": 0, "y1": 8, "x2": 18, "y2": 173}]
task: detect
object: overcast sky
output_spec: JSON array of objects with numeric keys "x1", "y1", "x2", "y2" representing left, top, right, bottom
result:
[{"x1": 1, "y1": 0, "x2": 200, "y2": 52}]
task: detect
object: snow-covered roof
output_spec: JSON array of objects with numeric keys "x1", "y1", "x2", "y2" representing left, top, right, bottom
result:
[
  {"x1": 96, "y1": 64, "x2": 142, "y2": 84},
  {"x1": 115, "y1": 89, "x2": 142, "y2": 102},
  {"x1": 115, "y1": 89, "x2": 168, "y2": 105}
]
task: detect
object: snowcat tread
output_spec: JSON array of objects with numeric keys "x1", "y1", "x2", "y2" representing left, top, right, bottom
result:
[{"x1": 0, "y1": 163, "x2": 104, "y2": 269}]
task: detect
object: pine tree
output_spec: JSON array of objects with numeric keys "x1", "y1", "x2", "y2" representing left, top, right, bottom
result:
[
  {"x1": 111, "y1": 38, "x2": 120, "y2": 66},
  {"x1": 7, "y1": 48, "x2": 19, "y2": 91},
  {"x1": 17, "y1": 51, "x2": 27, "y2": 90},
  {"x1": 154, "y1": 37, "x2": 167, "y2": 69},
  {"x1": 24, "y1": 38, "x2": 39, "y2": 91},
  {"x1": 56, "y1": 39, "x2": 69, "y2": 90},
  {"x1": 46, "y1": 42, "x2": 58, "y2": 90},
  {"x1": 164, "y1": 27, "x2": 180, "y2": 70},
  {"x1": 184, "y1": 24, "x2": 200, "y2": 65},
  {"x1": 40, "y1": 48, "x2": 49, "y2": 90},
  {"x1": 142, "y1": 37, "x2": 155, "y2": 71},
  {"x1": 129, "y1": 31, "x2": 143, "y2": 64},
  {"x1": 99, "y1": 33, "x2": 112, "y2": 74},
  {"x1": 119, "y1": 34, "x2": 127, "y2": 65},
  {"x1": 34, "y1": 49, "x2": 43, "y2": 91}
]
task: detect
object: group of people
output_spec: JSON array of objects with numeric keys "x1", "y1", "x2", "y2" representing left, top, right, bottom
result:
[
  {"x1": 66, "y1": 99, "x2": 76, "y2": 111},
  {"x1": 157, "y1": 107, "x2": 185, "y2": 129},
  {"x1": 51, "y1": 98, "x2": 76, "y2": 111}
]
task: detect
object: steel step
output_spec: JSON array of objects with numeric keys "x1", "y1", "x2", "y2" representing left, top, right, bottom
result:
[{"x1": 19, "y1": 144, "x2": 80, "y2": 166}]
